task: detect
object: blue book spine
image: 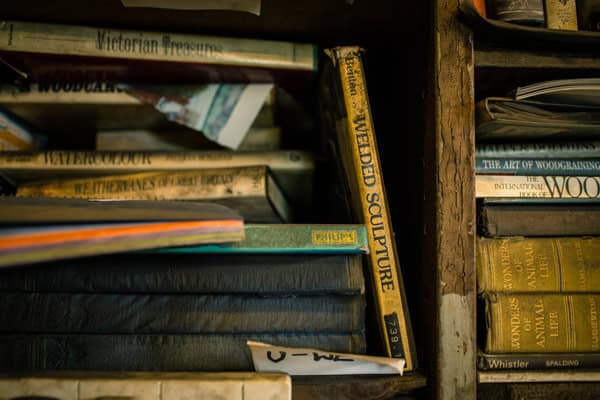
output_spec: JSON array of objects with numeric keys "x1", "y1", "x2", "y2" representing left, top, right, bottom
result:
[
  {"x1": 476, "y1": 158, "x2": 600, "y2": 176},
  {"x1": 0, "y1": 253, "x2": 364, "y2": 296},
  {"x1": 0, "y1": 333, "x2": 366, "y2": 371},
  {"x1": 0, "y1": 292, "x2": 364, "y2": 334}
]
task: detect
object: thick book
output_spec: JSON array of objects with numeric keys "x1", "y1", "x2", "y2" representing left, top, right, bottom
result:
[
  {"x1": 475, "y1": 140, "x2": 600, "y2": 159},
  {"x1": 0, "y1": 292, "x2": 364, "y2": 334},
  {"x1": 0, "y1": 149, "x2": 314, "y2": 211},
  {"x1": 0, "y1": 253, "x2": 365, "y2": 296},
  {"x1": 478, "y1": 351, "x2": 600, "y2": 371},
  {"x1": 478, "y1": 201, "x2": 600, "y2": 236},
  {"x1": 0, "y1": 19, "x2": 317, "y2": 80},
  {"x1": 483, "y1": 293, "x2": 600, "y2": 353},
  {"x1": 158, "y1": 223, "x2": 368, "y2": 254},
  {"x1": 477, "y1": 236, "x2": 600, "y2": 293},
  {"x1": 321, "y1": 47, "x2": 416, "y2": 370},
  {"x1": 16, "y1": 166, "x2": 292, "y2": 223},
  {"x1": 0, "y1": 332, "x2": 366, "y2": 372},
  {"x1": 0, "y1": 372, "x2": 292, "y2": 400},
  {"x1": 476, "y1": 174, "x2": 600, "y2": 200}
]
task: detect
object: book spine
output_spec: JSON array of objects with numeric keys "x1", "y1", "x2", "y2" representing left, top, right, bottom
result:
[
  {"x1": 16, "y1": 166, "x2": 289, "y2": 223},
  {"x1": 544, "y1": 0, "x2": 578, "y2": 30},
  {"x1": 476, "y1": 158, "x2": 600, "y2": 176},
  {"x1": 0, "y1": 373, "x2": 292, "y2": 400},
  {"x1": 0, "y1": 20, "x2": 316, "y2": 71},
  {"x1": 479, "y1": 204, "x2": 600, "y2": 236},
  {"x1": 484, "y1": 293, "x2": 600, "y2": 353},
  {"x1": 478, "y1": 352, "x2": 600, "y2": 370},
  {"x1": 17, "y1": 167, "x2": 267, "y2": 200},
  {"x1": 487, "y1": 0, "x2": 545, "y2": 24},
  {"x1": 0, "y1": 150, "x2": 314, "y2": 172},
  {"x1": 329, "y1": 47, "x2": 415, "y2": 370},
  {"x1": 0, "y1": 292, "x2": 364, "y2": 334},
  {"x1": 0, "y1": 333, "x2": 366, "y2": 371},
  {"x1": 158, "y1": 224, "x2": 369, "y2": 254},
  {"x1": 475, "y1": 141, "x2": 600, "y2": 159},
  {"x1": 0, "y1": 253, "x2": 365, "y2": 295},
  {"x1": 477, "y1": 237, "x2": 600, "y2": 292},
  {"x1": 476, "y1": 175, "x2": 600, "y2": 199}
]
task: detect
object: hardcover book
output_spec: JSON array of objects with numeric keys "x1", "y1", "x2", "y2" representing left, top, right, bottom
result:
[
  {"x1": 0, "y1": 372, "x2": 292, "y2": 400},
  {"x1": 478, "y1": 351, "x2": 600, "y2": 371},
  {"x1": 0, "y1": 292, "x2": 364, "y2": 334},
  {"x1": 321, "y1": 47, "x2": 416, "y2": 370},
  {"x1": 0, "y1": 332, "x2": 366, "y2": 372},
  {"x1": 477, "y1": 236, "x2": 600, "y2": 293},
  {"x1": 478, "y1": 201, "x2": 600, "y2": 236},
  {"x1": 475, "y1": 140, "x2": 600, "y2": 159},
  {"x1": 483, "y1": 293, "x2": 600, "y2": 353},
  {"x1": 16, "y1": 166, "x2": 292, "y2": 223},
  {"x1": 0, "y1": 19, "x2": 317, "y2": 83},
  {"x1": 0, "y1": 149, "x2": 314, "y2": 211},
  {"x1": 476, "y1": 174, "x2": 600, "y2": 200},
  {"x1": 0, "y1": 253, "x2": 365, "y2": 296}
]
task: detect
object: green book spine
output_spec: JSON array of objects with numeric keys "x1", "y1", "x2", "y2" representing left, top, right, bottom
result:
[
  {"x1": 484, "y1": 293, "x2": 600, "y2": 353},
  {"x1": 477, "y1": 237, "x2": 600, "y2": 293},
  {"x1": 156, "y1": 224, "x2": 368, "y2": 254}
]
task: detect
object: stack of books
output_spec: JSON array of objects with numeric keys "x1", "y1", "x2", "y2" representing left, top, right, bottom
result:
[
  {"x1": 474, "y1": 78, "x2": 600, "y2": 382},
  {"x1": 0, "y1": 19, "x2": 418, "y2": 377}
]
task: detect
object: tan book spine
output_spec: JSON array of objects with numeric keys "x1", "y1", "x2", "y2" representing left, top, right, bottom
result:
[
  {"x1": 326, "y1": 47, "x2": 415, "y2": 370},
  {"x1": 0, "y1": 372, "x2": 291, "y2": 400},
  {"x1": 476, "y1": 175, "x2": 600, "y2": 199},
  {"x1": 485, "y1": 293, "x2": 600, "y2": 353},
  {"x1": 477, "y1": 237, "x2": 600, "y2": 292},
  {"x1": 545, "y1": 0, "x2": 579, "y2": 30},
  {"x1": 0, "y1": 20, "x2": 316, "y2": 71},
  {"x1": 17, "y1": 166, "x2": 292, "y2": 222}
]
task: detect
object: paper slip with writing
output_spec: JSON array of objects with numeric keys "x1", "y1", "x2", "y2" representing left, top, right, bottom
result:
[
  {"x1": 121, "y1": 0, "x2": 261, "y2": 15},
  {"x1": 248, "y1": 341, "x2": 405, "y2": 375}
]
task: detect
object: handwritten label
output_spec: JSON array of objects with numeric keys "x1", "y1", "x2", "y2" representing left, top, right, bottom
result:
[{"x1": 248, "y1": 341, "x2": 405, "y2": 375}]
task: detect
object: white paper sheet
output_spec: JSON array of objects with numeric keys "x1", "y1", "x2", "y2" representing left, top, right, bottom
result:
[{"x1": 248, "y1": 341, "x2": 405, "y2": 376}]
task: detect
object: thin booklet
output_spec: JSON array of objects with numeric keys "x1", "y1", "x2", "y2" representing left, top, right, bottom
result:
[{"x1": 0, "y1": 197, "x2": 244, "y2": 268}]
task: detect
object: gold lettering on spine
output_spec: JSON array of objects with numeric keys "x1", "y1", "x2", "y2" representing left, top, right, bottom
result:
[
  {"x1": 499, "y1": 239, "x2": 513, "y2": 290},
  {"x1": 509, "y1": 297, "x2": 521, "y2": 351},
  {"x1": 590, "y1": 296, "x2": 599, "y2": 351},
  {"x1": 534, "y1": 298, "x2": 546, "y2": 350}
]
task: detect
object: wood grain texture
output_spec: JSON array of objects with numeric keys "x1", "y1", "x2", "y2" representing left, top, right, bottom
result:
[{"x1": 424, "y1": 0, "x2": 476, "y2": 399}]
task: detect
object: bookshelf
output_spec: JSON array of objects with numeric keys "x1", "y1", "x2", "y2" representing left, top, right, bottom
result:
[
  {"x1": 429, "y1": 1, "x2": 600, "y2": 399},
  {"x1": 0, "y1": 1, "x2": 429, "y2": 399}
]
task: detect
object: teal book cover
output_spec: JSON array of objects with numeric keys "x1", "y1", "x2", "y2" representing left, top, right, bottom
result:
[{"x1": 154, "y1": 224, "x2": 369, "y2": 254}]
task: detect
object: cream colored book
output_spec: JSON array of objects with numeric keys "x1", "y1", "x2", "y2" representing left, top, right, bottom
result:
[
  {"x1": 0, "y1": 372, "x2": 291, "y2": 400},
  {"x1": 0, "y1": 149, "x2": 314, "y2": 210},
  {"x1": 0, "y1": 19, "x2": 316, "y2": 71},
  {"x1": 17, "y1": 165, "x2": 292, "y2": 223},
  {"x1": 476, "y1": 174, "x2": 600, "y2": 199}
]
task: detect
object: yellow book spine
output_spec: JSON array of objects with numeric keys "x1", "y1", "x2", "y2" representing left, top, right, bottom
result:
[
  {"x1": 0, "y1": 19, "x2": 316, "y2": 71},
  {"x1": 485, "y1": 293, "x2": 600, "y2": 353},
  {"x1": 477, "y1": 237, "x2": 600, "y2": 292},
  {"x1": 544, "y1": 0, "x2": 579, "y2": 31},
  {"x1": 329, "y1": 47, "x2": 415, "y2": 370}
]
